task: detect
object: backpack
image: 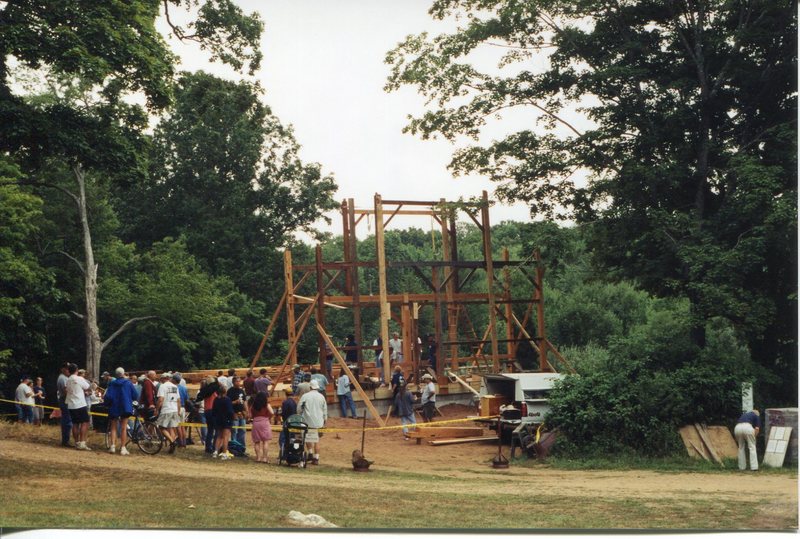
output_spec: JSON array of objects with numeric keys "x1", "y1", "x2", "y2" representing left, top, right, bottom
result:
[{"x1": 228, "y1": 439, "x2": 247, "y2": 457}]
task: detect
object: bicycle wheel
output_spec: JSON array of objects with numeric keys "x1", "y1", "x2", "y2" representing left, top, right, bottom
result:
[
  {"x1": 104, "y1": 429, "x2": 112, "y2": 449},
  {"x1": 136, "y1": 421, "x2": 164, "y2": 455}
]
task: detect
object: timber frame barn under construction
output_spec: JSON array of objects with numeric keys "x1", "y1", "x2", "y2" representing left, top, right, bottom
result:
[{"x1": 249, "y1": 191, "x2": 572, "y2": 394}]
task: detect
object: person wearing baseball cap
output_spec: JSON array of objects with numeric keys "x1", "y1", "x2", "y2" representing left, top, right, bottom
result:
[
  {"x1": 105, "y1": 367, "x2": 137, "y2": 455},
  {"x1": 420, "y1": 373, "x2": 437, "y2": 423},
  {"x1": 298, "y1": 379, "x2": 327, "y2": 464}
]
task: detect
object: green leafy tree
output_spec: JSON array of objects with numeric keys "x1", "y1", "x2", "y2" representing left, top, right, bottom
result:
[
  {"x1": 97, "y1": 237, "x2": 243, "y2": 372},
  {"x1": 118, "y1": 72, "x2": 337, "y2": 298},
  {"x1": 386, "y1": 0, "x2": 797, "y2": 402},
  {"x1": 0, "y1": 160, "x2": 61, "y2": 383},
  {"x1": 0, "y1": 0, "x2": 263, "y2": 378}
]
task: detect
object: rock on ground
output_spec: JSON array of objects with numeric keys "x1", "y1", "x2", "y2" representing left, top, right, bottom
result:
[{"x1": 287, "y1": 510, "x2": 338, "y2": 528}]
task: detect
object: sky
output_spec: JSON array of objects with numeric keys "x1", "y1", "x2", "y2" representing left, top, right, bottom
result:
[{"x1": 161, "y1": 0, "x2": 540, "y2": 238}]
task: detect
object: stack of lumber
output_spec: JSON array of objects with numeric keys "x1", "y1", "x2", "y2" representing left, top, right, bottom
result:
[
  {"x1": 408, "y1": 425, "x2": 496, "y2": 446},
  {"x1": 679, "y1": 423, "x2": 738, "y2": 466}
]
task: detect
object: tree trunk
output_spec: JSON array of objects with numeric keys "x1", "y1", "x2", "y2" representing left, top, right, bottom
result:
[{"x1": 74, "y1": 164, "x2": 103, "y2": 379}]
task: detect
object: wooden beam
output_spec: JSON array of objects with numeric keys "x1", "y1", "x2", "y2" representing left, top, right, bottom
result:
[
  {"x1": 534, "y1": 250, "x2": 549, "y2": 372},
  {"x1": 284, "y1": 250, "x2": 297, "y2": 366},
  {"x1": 432, "y1": 265, "x2": 444, "y2": 377},
  {"x1": 375, "y1": 193, "x2": 391, "y2": 383},
  {"x1": 268, "y1": 294, "x2": 318, "y2": 396},
  {"x1": 503, "y1": 248, "x2": 516, "y2": 362},
  {"x1": 348, "y1": 198, "x2": 363, "y2": 369},
  {"x1": 317, "y1": 323, "x2": 385, "y2": 426},
  {"x1": 429, "y1": 435, "x2": 499, "y2": 446},
  {"x1": 249, "y1": 291, "x2": 286, "y2": 369},
  {"x1": 481, "y1": 191, "x2": 500, "y2": 372},
  {"x1": 440, "y1": 200, "x2": 458, "y2": 373},
  {"x1": 416, "y1": 426, "x2": 485, "y2": 437},
  {"x1": 445, "y1": 369, "x2": 481, "y2": 397},
  {"x1": 293, "y1": 294, "x2": 348, "y2": 309},
  {"x1": 694, "y1": 423, "x2": 725, "y2": 467}
]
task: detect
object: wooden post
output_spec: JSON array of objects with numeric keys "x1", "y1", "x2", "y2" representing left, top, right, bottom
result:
[
  {"x1": 348, "y1": 198, "x2": 363, "y2": 370},
  {"x1": 402, "y1": 292, "x2": 412, "y2": 369},
  {"x1": 535, "y1": 250, "x2": 549, "y2": 372},
  {"x1": 318, "y1": 323, "x2": 385, "y2": 426},
  {"x1": 315, "y1": 244, "x2": 328, "y2": 376},
  {"x1": 249, "y1": 292, "x2": 287, "y2": 369},
  {"x1": 283, "y1": 250, "x2": 297, "y2": 366},
  {"x1": 432, "y1": 265, "x2": 444, "y2": 377},
  {"x1": 341, "y1": 199, "x2": 352, "y2": 296},
  {"x1": 440, "y1": 201, "x2": 459, "y2": 373},
  {"x1": 480, "y1": 191, "x2": 500, "y2": 372},
  {"x1": 503, "y1": 248, "x2": 516, "y2": 363},
  {"x1": 374, "y1": 193, "x2": 391, "y2": 383}
]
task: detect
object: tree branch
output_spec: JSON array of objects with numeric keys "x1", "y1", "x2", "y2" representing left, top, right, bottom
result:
[
  {"x1": 57, "y1": 250, "x2": 85, "y2": 275},
  {"x1": 0, "y1": 179, "x2": 80, "y2": 207},
  {"x1": 101, "y1": 316, "x2": 160, "y2": 351},
  {"x1": 70, "y1": 311, "x2": 85, "y2": 320},
  {"x1": 162, "y1": 0, "x2": 201, "y2": 42},
  {"x1": 524, "y1": 98, "x2": 584, "y2": 137}
]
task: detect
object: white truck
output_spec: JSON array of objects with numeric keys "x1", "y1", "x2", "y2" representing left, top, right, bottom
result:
[{"x1": 476, "y1": 372, "x2": 565, "y2": 438}]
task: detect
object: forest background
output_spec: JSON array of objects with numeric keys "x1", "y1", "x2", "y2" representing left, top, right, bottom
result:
[{"x1": 0, "y1": 0, "x2": 795, "y2": 456}]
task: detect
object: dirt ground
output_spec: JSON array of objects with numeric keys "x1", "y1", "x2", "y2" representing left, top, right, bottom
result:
[{"x1": 0, "y1": 404, "x2": 797, "y2": 529}]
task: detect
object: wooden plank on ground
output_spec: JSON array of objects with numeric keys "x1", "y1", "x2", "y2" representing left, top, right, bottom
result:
[
  {"x1": 695, "y1": 422, "x2": 724, "y2": 466},
  {"x1": 679, "y1": 425, "x2": 709, "y2": 460},
  {"x1": 705, "y1": 426, "x2": 738, "y2": 458},
  {"x1": 429, "y1": 435, "x2": 499, "y2": 446},
  {"x1": 417, "y1": 426, "x2": 485, "y2": 438},
  {"x1": 689, "y1": 440, "x2": 710, "y2": 461}
]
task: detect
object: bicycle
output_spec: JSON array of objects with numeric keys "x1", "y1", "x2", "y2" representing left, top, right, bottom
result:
[{"x1": 104, "y1": 403, "x2": 164, "y2": 455}]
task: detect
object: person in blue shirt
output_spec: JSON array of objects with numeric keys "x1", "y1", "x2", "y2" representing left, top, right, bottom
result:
[
  {"x1": 173, "y1": 373, "x2": 190, "y2": 448},
  {"x1": 104, "y1": 367, "x2": 138, "y2": 455},
  {"x1": 734, "y1": 410, "x2": 761, "y2": 471}
]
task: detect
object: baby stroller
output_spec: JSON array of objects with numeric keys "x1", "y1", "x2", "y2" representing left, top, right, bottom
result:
[{"x1": 279, "y1": 414, "x2": 308, "y2": 468}]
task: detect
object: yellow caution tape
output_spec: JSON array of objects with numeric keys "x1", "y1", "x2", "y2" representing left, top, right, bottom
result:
[{"x1": 0, "y1": 398, "x2": 498, "y2": 433}]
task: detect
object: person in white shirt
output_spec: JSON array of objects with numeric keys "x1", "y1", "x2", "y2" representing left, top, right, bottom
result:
[
  {"x1": 156, "y1": 372, "x2": 183, "y2": 453},
  {"x1": 420, "y1": 373, "x2": 437, "y2": 423},
  {"x1": 65, "y1": 363, "x2": 92, "y2": 450},
  {"x1": 15, "y1": 377, "x2": 34, "y2": 424},
  {"x1": 298, "y1": 379, "x2": 328, "y2": 464},
  {"x1": 388, "y1": 332, "x2": 403, "y2": 364}
]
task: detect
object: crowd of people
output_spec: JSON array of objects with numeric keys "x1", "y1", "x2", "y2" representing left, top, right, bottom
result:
[{"x1": 11, "y1": 333, "x2": 437, "y2": 464}]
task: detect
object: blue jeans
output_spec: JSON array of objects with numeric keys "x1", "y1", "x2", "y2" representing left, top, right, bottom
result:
[
  {"x1": 200, "y1": 412, "x2": 207, "y2": 441},
  {"x1": 16, "y1": 404, "x2": 33, "y2": 424},
  {"x1": 400, "y1": 414, "x2": 417, "y2": 435},
  {"x1": 59, "y1": 401, "x2": 72, "y2": 444},
  {"x1": 233, "y1": 416, "x2": 246, "y2": 447},
  {"x1": 339, "y1": 392, "x2": 357, "y2": 418},
  {"x1": 204, "y1": 410, "x2": 216, "y2": 453}
]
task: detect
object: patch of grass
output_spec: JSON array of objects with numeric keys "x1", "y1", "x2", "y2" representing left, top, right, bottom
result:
[
  {"x1": 522, "y1": 454, "x2": 798, "y2": 475},
  {"x1": 0, "y1": 422, "x2": 796, "y2": 530},
  {"x1": 0, "y1": 454, "x2": 795, "y2": 530}
]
